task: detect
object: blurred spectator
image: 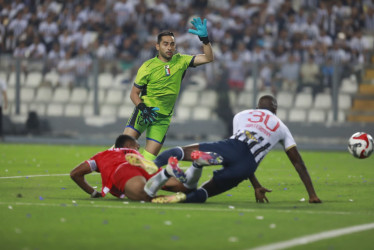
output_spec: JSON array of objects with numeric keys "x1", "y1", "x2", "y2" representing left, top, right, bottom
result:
[
  {"x1": 0, "y1": 78, "x2": 8, "y2": 141},
  {"x1": 251, "y1": 44, "x2": 267, "y2": 63},
  {"x1": 73, "y1": 25, "x2": 93, "y2": 51},
  {"x1": 349, "y1": 30, "x2": 370, "y2": 55},
  {"x1": 21, "y1": 24, "x2": 37, "y2": 45},
  {"x1": 259, "y1": 63, "x2": 277, "y2": 95},
  {"x1": 279, "y1": 54, "x2": 300, "y2": 92},
  {"x1": 64, "y1": 12, "x2": 82, "y2": 33},
  {"x1": 273, "y1": 44, "x2": 288, "y2": 65},
  {"x1": 317, "y1": 29, "x2": 333, "y2": 48},
  {"x1": 12, "y1": 40, "x2": 28, "y2": 78},
  {"x1": 302, "y1": 15, "x2": 319, "y2": 39},
  {"x1": 236, "y1": 41, "x2": 251, "y2": 64},
  {"x1": 56, "y1": 51, "x2": 75, "y2": 90},
  {"x1": 46, "y1": 42, "x2": 65, "y2": 73},
  {"x1": 211, "y1": 21, "x2": 225, "y2": 43},
  {"x1": 36, "y1": 4, "x2": 49, "y2": 21},
  {"x1": 87, "y1": 2, "x2": 105, "y2": 32},
  {"x1": 298, "y1": 54, "x2": 321, "y2": 97},
  {"x1": 27, "y1": 36, "x2": 46, "y2": 60},
  {"x1": 74, "y1": 47, "x2": 92, "y2": 89},
  {"x1": 112, "y1": 26, "x2": 126, "y2": 50},
  {"x1": 365, "y1": 7, "x2": 374, "y2": 30},
  {"x1": 0, "y1": 16, "x2": 5, "y2": 52},
  {"x1": 224, "y1": 50, "x2": 248, "y2": 94},
  {"x1": 113, "y1": 0, "x2": 136, "y2": 27},
  {"x1": 168, "y1": 4, "x2": 182, "y2": 30},
  {"x1": 3, "y1": 31, "x2": 17, "y2": 54},
  {"x1": 118, "y1": 34, "x2": 139, "y2": 79},
  {"x1": 321, "y1": 57, "x2": 334, "y2": 90},
  {"x1": 26, "y1": 36, "x2": 46, "y2": 74},
  {"x1": 39, "y1": 13, "x2": 59, "y2": 51},
  {"x1": 7, "y1": 11, "x2": 27, "y2": 39},
  {"x1": 96, "y1": 38, "x2": 117, "y2": 75},
  {"x1": 263, "y1": 14, "x2": 279, "y2": 38}
]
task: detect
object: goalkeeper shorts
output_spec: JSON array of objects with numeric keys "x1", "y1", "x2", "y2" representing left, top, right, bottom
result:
[{"x1": 125, "y1": 108, "x2": 172, "y2": 144}]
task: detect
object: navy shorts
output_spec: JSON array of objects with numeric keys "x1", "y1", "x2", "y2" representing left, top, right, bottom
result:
[{"x1": 199, "y1": 139, "x2": 258, "y2": 193}]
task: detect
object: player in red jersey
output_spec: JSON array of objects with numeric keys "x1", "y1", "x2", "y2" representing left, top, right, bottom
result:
[{"x1": 70, "y1": 134, "x2": 186, "y2": 201}]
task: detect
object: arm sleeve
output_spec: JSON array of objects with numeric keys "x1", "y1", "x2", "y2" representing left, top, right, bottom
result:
[
  {"x1": 134, "y1": 63, "x2": 149, "y2": 88},
  {"x1": 85, "y1": 160, "x2": 97, "y2": 172},
  {"x1": 281, "y1": 125, "x2": 297, "y2": 151}
]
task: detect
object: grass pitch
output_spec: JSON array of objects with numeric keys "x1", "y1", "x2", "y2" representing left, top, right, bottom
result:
[{"x1": 0, "y1": 143, "x2": 373, "y2": 250}]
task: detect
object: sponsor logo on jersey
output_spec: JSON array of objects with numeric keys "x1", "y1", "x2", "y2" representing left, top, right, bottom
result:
[{"x1": 245, "y1": 130, "x2": 258, "y2": 142}]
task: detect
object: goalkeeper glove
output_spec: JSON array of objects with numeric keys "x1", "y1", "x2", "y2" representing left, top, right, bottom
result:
[
  {"x1": 137, "y1": 103, "x2": 159, "y2": 125},
  {"x1": 188, "y1": 17, "x2": 210, "y2": 45}
]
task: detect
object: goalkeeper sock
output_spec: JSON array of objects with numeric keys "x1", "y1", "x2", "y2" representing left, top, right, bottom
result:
[
  {"x1": 154, "y1": 147, "x2": 184, "y2": 167},
  {"x1": 144, "y1": 170, "x2": 169, "y2": 197},
  {"x1": 185, "y1": 188, "x2": 208, "y2": 203},
  {"x1": 143, "y1": 150, "x2": 157, "y2": 161},
  {"x1": 183, "y1": 164, "x2": 203, "y2": 189}
]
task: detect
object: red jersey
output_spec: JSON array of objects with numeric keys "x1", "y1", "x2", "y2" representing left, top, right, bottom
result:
[{"x1": 85, "y1": 148, "x2": 142, "y2": 197}]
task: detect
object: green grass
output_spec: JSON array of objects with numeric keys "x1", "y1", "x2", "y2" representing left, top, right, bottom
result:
[{"x1": 0, "y1": 143, "x2": 374, "y2": 250}]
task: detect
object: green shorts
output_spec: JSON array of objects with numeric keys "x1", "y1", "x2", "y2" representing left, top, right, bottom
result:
[{"x1": 125, "y1": 107, "x2": 172, "y2": 144}]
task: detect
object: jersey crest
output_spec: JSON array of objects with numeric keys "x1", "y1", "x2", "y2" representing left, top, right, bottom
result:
[{"x1": 164, "y1": 65, "x2": 170, "y2": 76}]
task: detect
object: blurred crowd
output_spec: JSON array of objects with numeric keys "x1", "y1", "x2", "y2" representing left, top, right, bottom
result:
[{"x1": 0, "y1": 0, "x2": 374, "y2": 93}]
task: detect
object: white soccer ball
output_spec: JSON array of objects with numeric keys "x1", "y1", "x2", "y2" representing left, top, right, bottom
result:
[{"x1": 348, "y1": 132, "x2": 374, "y2": 159}]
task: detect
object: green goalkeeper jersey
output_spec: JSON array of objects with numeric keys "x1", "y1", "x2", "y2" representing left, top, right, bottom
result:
[{"x1": 134, "y1": 53, "x2": 195, "y2": 116}]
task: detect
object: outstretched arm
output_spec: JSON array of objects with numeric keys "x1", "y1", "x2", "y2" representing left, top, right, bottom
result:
[
  {"x1": 188, "y1": 17, "x2": 214, "y2": 66},
  {"x1": 70, "y1": 162, "x2": 102, "y2": 198},
  {"x1": 194, "y1": 43, "x2": 214, "y2": 66},
  {"x1": 249, "y1": 173, "x2": 272, "y2": 203},
  {"x1": 286, "y1": 147, "x2": 322, "y2": 203}
]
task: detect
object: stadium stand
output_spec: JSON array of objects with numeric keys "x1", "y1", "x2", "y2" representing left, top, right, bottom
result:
[{"x1": 1, "y1": 0, "x2": 374, "y2": 142}]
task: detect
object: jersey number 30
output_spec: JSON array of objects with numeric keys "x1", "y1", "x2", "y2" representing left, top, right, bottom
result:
[{"x1": 247, "y1": 111, "x2": 280, "y2": 132}]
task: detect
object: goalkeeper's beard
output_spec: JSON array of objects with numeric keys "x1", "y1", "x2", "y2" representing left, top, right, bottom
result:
[{"x1": 159, "y1": 50, "x2": 174, "y2": 61}]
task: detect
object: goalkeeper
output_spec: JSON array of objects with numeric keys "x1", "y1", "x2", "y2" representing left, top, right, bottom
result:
[{"x1": 123, "y1": 17, "x2": 214, "y2": 161}]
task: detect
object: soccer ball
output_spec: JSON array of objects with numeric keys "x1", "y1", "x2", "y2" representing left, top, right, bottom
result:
[{"x1": 347, "y1": 132, "x2": 374, "y2": 159}]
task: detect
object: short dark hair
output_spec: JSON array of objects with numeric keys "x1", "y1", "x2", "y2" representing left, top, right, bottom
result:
[
  {"x1": 114, "y1": 134, "x2": 137, "y2": 148},
  {"x1": 157, "y1": 31, "x2": 174, "y2": 44},
  {"x1": 257, "y1": 95, "x2": 278, "y2": 114}
]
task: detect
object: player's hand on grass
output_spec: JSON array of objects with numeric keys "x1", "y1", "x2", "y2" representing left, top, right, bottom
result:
[
  {"x1": 137, "y1": 103, "x2": 159, "y2": 125},
  {"x1": 254, "y1": 187, "x2": 272, "y2": 203},
  {"x1": 91, "y1": 190, "x2": 102, "y2": 198},
  {"x1": 188, "y1": 17, "x2": 210, "y2": 44}
]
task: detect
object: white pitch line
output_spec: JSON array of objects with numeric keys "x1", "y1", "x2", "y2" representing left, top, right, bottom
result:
[
  {"x1": 0, "y1": 174, "x2": 70, "y2": 179},
  {"x1": 0, "y1": 173, "x2": 99, "y2": 179},
  {"x1": 250, "y1": 222, "x2": 374, "y2": 250},
  {"x1": 0, "y1": 201, "x2": 351, "y2": 216}
]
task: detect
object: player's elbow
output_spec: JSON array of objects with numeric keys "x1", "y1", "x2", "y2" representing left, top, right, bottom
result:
[{"x1": 70, "y1": 169, "x2": 79, "y2": 181}]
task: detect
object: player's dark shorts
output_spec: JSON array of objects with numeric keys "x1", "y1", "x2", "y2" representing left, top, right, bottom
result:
[
  {"x1": 199, "y1": 139, "x2": 258, "y2": 193},
  {"x1": 111, "y1": 162, "x2": 162, "y2": 195},
  {"x1": 125, "y1": 106, "x2": 172, "y2": 144}
]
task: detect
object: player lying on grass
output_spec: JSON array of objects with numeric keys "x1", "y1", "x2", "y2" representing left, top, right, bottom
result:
[
  {"x1": 130, "y1": 150, "x2": 272, "y2": 203},
  {"x1": 70, "y1": 134, "x2": 222, "y2": 201},
  {"x1": 150, "y1": 95, "x2": 322, "y2": 204}
]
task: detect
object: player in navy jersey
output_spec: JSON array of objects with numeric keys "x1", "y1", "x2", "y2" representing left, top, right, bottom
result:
[{"x1": 152, "y1": 95, "x2": 322, "y2": 204}]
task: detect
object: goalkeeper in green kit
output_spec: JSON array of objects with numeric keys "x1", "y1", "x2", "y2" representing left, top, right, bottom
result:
[{"x1": 123, "y1": 17, "x2": 214, "y2": 161}]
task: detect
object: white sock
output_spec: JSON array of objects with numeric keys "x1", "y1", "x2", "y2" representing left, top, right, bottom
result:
[
  {"x1": 144, "y1": 170, "x2": 169, "y2": 197},
  {"x1": 183, "y1": 165, "x2": 203, "y2": 189}
]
